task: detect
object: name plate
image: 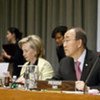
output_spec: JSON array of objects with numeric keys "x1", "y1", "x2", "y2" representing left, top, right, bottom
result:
[{"x1": 36, "y1": 80, "x2": 75, "y2": 91}]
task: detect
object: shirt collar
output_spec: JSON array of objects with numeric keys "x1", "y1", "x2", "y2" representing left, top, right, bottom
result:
[{"x1": 78, "y1": 49, "x2": 86, "y2": 63}]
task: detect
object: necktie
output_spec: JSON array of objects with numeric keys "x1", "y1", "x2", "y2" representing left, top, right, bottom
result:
[{"x1": 75, "y1": 61, "x2": 81, "y2": 80}]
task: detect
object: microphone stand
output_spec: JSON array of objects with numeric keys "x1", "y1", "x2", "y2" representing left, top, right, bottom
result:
[{"x1": 83, "y1": 55, "x2": 100, "y2": 94}]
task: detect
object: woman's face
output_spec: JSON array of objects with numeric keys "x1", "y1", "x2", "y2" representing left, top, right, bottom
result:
[
  {"x1": 55, "y1": 32, "x2": 64, "y2": 46},
  {"x1": 22, "y1": 42, "x2": 37, "y2": 63},
  {"x1": 6, "y1": 31, "x2": 15, "y2": 43}
]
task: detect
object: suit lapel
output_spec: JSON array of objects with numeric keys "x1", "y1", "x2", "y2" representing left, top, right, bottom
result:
[{"x1": 81, "y1": 50, "x2": 93, "y2": 81}]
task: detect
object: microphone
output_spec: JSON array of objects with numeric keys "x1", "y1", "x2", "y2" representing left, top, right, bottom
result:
[{"x1": 83, "y1": 55, "x2": 100, "y2": 94}]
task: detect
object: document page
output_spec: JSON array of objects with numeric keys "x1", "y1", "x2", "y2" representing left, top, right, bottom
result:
[{"x1": 0, "y1": 63, "x2": 9, "y2": 77}]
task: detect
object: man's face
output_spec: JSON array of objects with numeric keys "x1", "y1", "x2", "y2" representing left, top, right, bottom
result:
[
  {"x1": 63, "y1": 29, "x2": 81, "y2": 58},
  {"x1": 55, "y1": 32, "x2": 64, "y2": 46}
]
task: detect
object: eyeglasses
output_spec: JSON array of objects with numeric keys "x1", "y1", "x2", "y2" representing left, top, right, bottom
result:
[{"x1": 63, "y1": 39, "x2": 76, "y2": 44}]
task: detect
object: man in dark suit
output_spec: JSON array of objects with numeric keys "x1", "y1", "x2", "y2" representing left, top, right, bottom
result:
[{"x1": 53, "y1": 27, "x2": 100, "y2": 91}]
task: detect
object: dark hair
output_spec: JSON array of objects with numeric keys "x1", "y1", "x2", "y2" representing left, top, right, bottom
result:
[
  {"x1": 7, "y1": 27, "x2": 22, "y2": 41},
  {"x1": 51, "y1": 26, "x2": 68, "y2": 38},
  {"x1": 74, "y1": 27, "x2": 87, "y2": 48}
]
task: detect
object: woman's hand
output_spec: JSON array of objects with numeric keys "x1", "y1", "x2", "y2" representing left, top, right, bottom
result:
[{"x1": 16, "y1": 76, "x2": 25, "y2": 84}]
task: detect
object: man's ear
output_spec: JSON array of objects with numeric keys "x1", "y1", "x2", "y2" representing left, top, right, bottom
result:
[{"x1": 77, "y1": 39, "x2": 82, "y2": 48}]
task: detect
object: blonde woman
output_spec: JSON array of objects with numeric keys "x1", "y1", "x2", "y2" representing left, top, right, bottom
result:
[{"x1": 17, "y1": 35, "x2": 54, "y2": 83}]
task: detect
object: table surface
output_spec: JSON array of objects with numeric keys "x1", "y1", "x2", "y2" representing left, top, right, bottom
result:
[{"x1": 0, "y1": 88, "x2": 100, "y2": 100}]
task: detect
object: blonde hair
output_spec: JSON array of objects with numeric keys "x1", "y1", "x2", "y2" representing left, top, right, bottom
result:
[{"x1": 18, "y1": 35, "x2": 45, "y2": 57}]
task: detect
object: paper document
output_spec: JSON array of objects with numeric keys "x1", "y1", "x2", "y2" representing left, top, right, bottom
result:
[{"x1": 0, "y1": 63, "x2": 9, "y2": 77}]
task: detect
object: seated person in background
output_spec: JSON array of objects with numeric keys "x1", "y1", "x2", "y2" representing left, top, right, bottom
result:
[
  {"x1": 1, "y1": 27, "x2": 25, "y2": 77},
  {"x1": 53, "y1": 27, "x2": 100, "y2": 91},
  {"x1": 51, "y1": 26, "x2": 67, "y2": 62},
  {"x1": 17, "y1": 35, "x2": 54, "y2": 83}
]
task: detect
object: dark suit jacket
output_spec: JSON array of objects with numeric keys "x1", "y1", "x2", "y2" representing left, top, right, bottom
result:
[
  {"x1": 53, "y1": 49, "x2": 100, "y2": 90},
  {"x1": 56, "y1": 45, "x2": 65, "y2": 62}
]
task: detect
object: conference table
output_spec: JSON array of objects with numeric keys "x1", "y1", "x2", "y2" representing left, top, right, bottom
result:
[{"x1": 0, "y1": 88, "x2": 100, "y2": 100}]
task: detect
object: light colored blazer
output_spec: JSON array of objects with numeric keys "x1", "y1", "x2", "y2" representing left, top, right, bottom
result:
[{"x1": 20, "y1": 57, "x2": 54, "y2": 80}]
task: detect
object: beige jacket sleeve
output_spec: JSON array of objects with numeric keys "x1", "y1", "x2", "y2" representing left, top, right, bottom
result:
[{"x1": 36, "y1": 58, "x2": 54, "y2": 80}]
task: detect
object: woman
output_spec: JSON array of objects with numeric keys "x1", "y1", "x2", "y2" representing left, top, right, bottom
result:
[
  {"x1": 1, "y1": 27, "x2": 25, "y2": 77},
  {"x1": 17, "y1": 35, "x2": 54, "y2": 82}
]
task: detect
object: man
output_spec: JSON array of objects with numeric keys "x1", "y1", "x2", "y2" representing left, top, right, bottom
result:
[
  {"x1": 53, "y1": 27, "x2": 100, "y2": 91},
  {"x1": 51, "y1": 26, "x2": 67, "y2": 62}
]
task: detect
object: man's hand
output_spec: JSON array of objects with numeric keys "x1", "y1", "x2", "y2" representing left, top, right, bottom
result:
[{"x1": 75, "y1": 81, "x2": 90, "y2": 91}]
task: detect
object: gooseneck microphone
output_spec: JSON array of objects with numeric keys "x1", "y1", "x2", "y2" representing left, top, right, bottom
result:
[{"x1": 83, "y1": 55, "x2": 100, "y2": 94}]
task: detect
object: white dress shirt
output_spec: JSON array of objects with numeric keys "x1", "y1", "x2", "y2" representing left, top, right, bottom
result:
[{"x1": 76, "y1": 49, "x2": 86, "y2": 72}]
